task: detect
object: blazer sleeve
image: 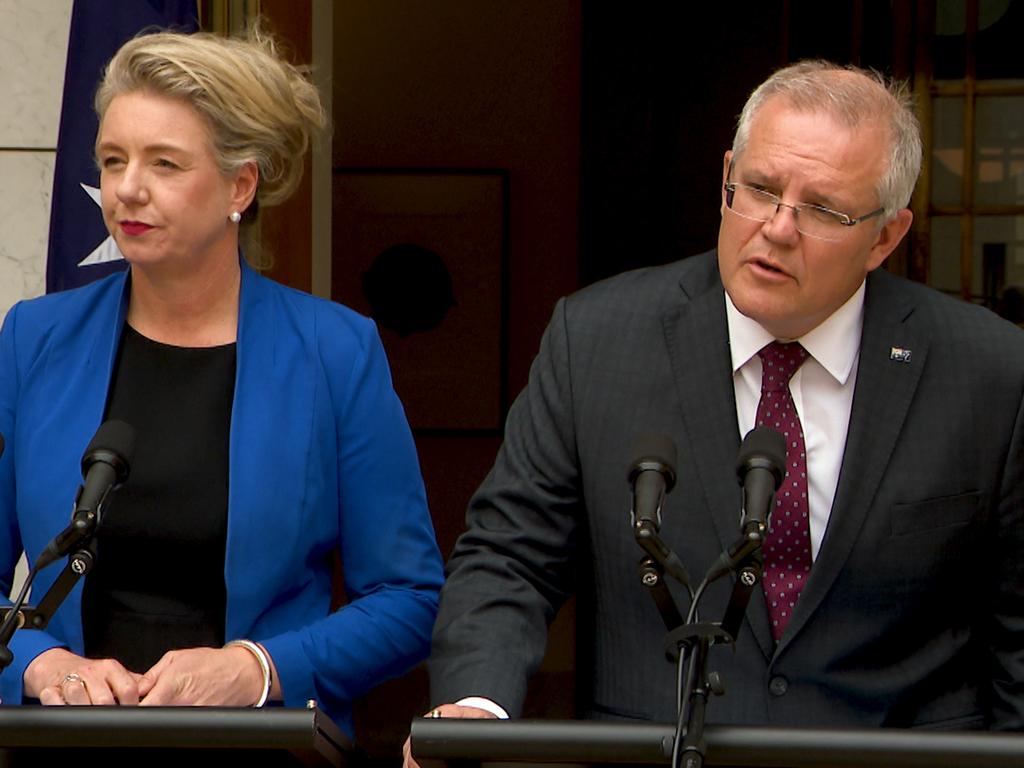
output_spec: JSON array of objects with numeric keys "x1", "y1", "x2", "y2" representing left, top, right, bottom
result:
[
  {"x1": 260, "y1": 315, "x2": 444, "y2": 713},
  {"x1": 0, "y1": 304, "x2": 23, "y2": 598},
  {"x1": 987, "y1": 387, "x2": 1024, "y2": 730},
  {"x1": 0, "y1": 304, "x2": 72, "y2": 705},
  {"x1": 428, "y1": 298, "x2": 582, "y2": 716}
]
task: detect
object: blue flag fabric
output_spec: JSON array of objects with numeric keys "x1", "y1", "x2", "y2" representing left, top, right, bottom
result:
[{"x1": 45, "y1": 0, "x2": 198, "y2": 294}]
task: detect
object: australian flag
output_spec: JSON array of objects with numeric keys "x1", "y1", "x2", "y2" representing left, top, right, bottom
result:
[{"x1": 45, "y1": 0, "x2": 198, "y2": 294}]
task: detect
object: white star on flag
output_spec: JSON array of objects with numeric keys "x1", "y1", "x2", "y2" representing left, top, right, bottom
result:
[{"x1": 77, "y1": 184, "x2": 125, "y2": 267}]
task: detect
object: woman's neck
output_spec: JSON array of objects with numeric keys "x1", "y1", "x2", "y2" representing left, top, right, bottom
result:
[{"x1": 127, "y1": 255, "x2": 242, "y2": 347}]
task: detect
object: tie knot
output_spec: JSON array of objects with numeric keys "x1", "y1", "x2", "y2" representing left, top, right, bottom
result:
[{"x1": 758, "y1": 341, "x2": 808, "y2": 391}]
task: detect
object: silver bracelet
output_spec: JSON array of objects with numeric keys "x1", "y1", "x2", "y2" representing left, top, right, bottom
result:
[{"x1": 225, "y1": 639, "x2": 271, "y2": 707}]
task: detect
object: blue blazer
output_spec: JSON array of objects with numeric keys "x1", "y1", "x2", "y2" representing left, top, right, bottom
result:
[{"x1": 0, "y1": 262, "x2": 444, "y2": 737}]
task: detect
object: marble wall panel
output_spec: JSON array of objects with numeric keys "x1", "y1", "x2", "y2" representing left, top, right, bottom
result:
[
  {"x1": 0, "y1": 0, "x2": 73, "y2": 148},
  {"x1": 0, "y1": 1, "x2": 73, "y2": 324},
  {"x1": 0, "y1": 151, "x2": 52, "y2": 314}
]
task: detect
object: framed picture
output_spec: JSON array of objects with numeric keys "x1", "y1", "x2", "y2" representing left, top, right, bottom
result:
[{"x1": 332, "y1": 168, "x2": 508, "y2": 433}]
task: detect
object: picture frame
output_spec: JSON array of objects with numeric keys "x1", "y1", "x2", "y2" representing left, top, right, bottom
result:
[{"x1": 332, "y1": 168, "x2": 509, "y2": 433}]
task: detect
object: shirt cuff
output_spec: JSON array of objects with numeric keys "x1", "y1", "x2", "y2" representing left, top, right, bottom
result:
[{"x1": 455, "y1": 696, "x2": 509, "y2": 719}]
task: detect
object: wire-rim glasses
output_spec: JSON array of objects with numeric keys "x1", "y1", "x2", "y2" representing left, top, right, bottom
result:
[{"x1": 723, "y1": 181, "x2": 885, "y2": 242}]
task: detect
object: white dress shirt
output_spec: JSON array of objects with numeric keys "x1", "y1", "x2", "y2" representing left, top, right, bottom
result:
[{"x1": 726, "y1": 283, "x2": 865, "y2": 560}]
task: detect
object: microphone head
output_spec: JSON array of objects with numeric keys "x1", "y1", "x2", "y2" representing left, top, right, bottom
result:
[
  {"x1": 736, "y1": 425, "x2": 786, "y2": 489},
  {"x1": 82, "y1": 420, "x2": 136, "y2": 485},
  {"x1": 628, "y1": 433, "x2": 678, "y2": 492}
]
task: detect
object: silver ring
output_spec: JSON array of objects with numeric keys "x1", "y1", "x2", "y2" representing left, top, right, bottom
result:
[
  {"x1": 61, "y1": 673, "x2": 86, "y2": 688},
  {"x1": 429, "y1": 709, "x2": 442, "y2": 719}
]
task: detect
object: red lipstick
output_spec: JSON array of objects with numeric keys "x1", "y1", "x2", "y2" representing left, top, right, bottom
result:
[{"x1": 119, "y1": 221, "x2": 154, "y2": 236}]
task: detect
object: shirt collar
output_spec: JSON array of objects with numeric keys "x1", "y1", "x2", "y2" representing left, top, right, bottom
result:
[{"x1": 725, "y1": 281, "x2": 865, "y2": 386}]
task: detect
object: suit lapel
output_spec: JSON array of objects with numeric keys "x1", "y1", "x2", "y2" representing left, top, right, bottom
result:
[
  {"x1": 778, "y1": 271, "x2": 927, "y2": 652},
  {"x1": 661, "y1": 255, "x2": 775, "y2": 655},
  {"x1": 36, "y1": 272, "x2": 130, "y2": 649},
  {"x1": 225, "y1": 263, "x2": 278, "y2": 635},
  {"x1": 224, "y1": 263, "x2": 317, "y2": 637}
]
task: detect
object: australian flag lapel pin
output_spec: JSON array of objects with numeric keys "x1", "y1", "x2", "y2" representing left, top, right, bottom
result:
[{"x1": 889, "y1": 346, "x2": 912, "y2": 363}]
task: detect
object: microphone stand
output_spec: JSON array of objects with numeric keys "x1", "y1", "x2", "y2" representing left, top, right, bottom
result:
[
  {"x1": 632, "y1": 426, "x2": 785, "y2": 768},
  {"x1": 665, "y1": 525, "x2": 765, "y2": 768},
  {"x1": 635, "y1": 519, "x2": 767, "y2": 768},
  {"x1": 0, "y1": 536, "x2": 99, "y2": 675}
]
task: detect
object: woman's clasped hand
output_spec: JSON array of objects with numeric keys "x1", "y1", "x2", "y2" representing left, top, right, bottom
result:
[{"x1": 27, "y1": 644, "x2": 271, "y2": 706}]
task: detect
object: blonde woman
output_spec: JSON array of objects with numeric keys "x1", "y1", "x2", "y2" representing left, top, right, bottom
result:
[{"x1": 0, "y1": 24, "x2": 442, "y2": 739}]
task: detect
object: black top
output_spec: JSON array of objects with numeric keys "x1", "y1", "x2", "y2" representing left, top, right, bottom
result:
[{"x1": 82, "y1": 324, "x2": 236, "y2": 673}]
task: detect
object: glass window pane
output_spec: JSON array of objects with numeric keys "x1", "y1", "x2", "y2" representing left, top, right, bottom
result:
[
  {"x1": 934, "y1": 0, "x2": 967, "y2": 81},
  {"x1": 932, "y1": 97, "x2": 964, "y2": 207},
  {"x1": 974, "y1": 96, "x2": 1024, "y2": 207},
  {"x1": 976, "y1": 216, "x2": 1024, "y2": 319},
  {"x1": 977, "y1": 0, "x2": 1024, "y2": 80},
  {"x1": 929, "y1": 216, "x2": 962, "y2": 295}
]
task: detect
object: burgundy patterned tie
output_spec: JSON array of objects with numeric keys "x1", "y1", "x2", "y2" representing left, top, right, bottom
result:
[{"x1": 756, "y1": 341, "x2": 811, "y2": 643}]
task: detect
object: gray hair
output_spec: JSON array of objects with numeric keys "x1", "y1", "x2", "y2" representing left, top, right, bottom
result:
[{"x1": 731, "y1": 60, "x2": 922, "y2": 222}]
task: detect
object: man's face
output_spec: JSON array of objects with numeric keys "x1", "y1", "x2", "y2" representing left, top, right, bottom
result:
[{"x1": 717, "y1": 96, "x2": 913, "y2": 340}]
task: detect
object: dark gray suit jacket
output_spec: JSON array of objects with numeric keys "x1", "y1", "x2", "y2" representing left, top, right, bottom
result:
[{"x1": 429, "y1": 249, "x2": 1024, "y2": 730}]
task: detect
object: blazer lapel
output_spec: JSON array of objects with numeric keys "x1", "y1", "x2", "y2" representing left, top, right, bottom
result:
[
  {"x1": 661, "y1": 256, "x2": 775, "y2": 655},
  {"x1": 33, "y1": 272, "x2": 130, "y2": 649},
  {"x1": 224, "y1": 263, "x2": 315, "y2": 637},
  {"x1": 778, "y1": 271, "x2": 927, "y2": 652}
]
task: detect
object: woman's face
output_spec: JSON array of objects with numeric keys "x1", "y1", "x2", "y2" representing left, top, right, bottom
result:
[{"x1": 97, "y1": 91, "x2": 255, "y2": 271}]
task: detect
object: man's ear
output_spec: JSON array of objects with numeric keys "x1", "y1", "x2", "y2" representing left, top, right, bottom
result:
[
  {"x1": 866, "y1": 208, "x2": 913, "y2": 271},
  {"x1": 720, "y1": 151, "x2": 733, "y2": 214}
]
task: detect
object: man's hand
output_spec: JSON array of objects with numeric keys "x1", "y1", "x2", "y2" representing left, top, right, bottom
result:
[{"x1": 403, "y1": 704, "x2": 497, "y2": 768}]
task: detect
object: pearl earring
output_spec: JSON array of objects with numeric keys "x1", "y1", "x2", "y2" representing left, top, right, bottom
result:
[{"x1": 229, "y1": 211, "x2": 242, "y2": 224}]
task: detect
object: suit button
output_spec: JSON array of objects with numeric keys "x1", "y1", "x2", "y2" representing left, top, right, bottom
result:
[{"x1": 769, "y1": 676, "x2": 789, "y2": 696}]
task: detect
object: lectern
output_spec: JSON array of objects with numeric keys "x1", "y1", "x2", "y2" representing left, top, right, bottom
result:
[
  {"x1": 410, "y1": 718, "x2": 1024, "y2": 768},
  {"x1": 0, "y1": 706, "x2": 351, "y2": 767}
]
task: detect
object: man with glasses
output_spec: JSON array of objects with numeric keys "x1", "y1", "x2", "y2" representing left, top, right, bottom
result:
[{"x1": 408, "y1": 60, "x2": 1024, "y2": 750}]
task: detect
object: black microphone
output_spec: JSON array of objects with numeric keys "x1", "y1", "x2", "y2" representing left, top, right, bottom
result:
[
  {"x1": 75, "y1": 420, "x2": 135, "y2": 520},
  {"x1": 629, "y1": 434, "x2": 677, "y2": 533},
  {"x1": 35, "y1": 420, "x2": 135, "y2": 570},
  {"x1": 736, "y1": 425, "x2": 786, "y2": 538}
]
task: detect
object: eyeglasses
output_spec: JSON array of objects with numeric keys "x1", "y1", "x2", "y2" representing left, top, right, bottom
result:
[{"x1": 723, "y1": 181, "x2": 885, "y2": 242}]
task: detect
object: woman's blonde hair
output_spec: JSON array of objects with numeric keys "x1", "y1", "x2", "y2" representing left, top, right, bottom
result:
[{"x1": 95, "y1": 20, "x2": 326, "y2": 217}]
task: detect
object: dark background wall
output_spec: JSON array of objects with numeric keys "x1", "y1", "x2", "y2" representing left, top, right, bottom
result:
[
  {"x1": 328, "y1": 3, "x2": 581, "y2": 758},
  {"x1": 581, "y1": 6, "x2": 782, "y2": 283}
]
